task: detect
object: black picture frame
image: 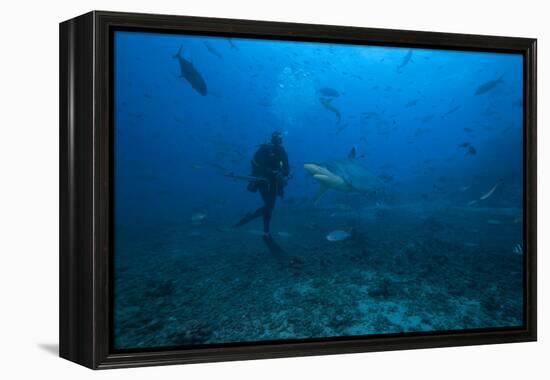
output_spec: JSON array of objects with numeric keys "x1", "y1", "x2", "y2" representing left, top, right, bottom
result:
[{"x1": 59, "y1": 10, "x2": 537, "y2": 369}]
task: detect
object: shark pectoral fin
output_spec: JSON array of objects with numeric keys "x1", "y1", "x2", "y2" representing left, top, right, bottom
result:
[
  {"x1": 312, "y1": 174, "x2": 343, "y2": 203},
  {"x1": 313, "y1": 174, "x2": 344, "y2": 187},
  {"x1": 314, "y1": 184, "x2": 329, "y2": 204}
]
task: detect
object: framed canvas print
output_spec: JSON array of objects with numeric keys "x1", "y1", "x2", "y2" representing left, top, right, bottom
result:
[{"x1": 59, "y1": 11, "x2": 537, "y2": 369}]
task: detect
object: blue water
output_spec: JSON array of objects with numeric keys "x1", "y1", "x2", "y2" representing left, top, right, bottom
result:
[{"x1": 113, "y1": 31, "x2": 524, "y2": 350}]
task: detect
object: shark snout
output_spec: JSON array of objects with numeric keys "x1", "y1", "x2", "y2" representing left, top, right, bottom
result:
[{"x1": 304, "y1": 163, "x2": 346, "y2": 190}]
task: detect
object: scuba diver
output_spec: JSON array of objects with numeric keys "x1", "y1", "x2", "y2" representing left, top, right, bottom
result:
[{"x1": 234, "y1": 131, "x2": 290, "y2": 252}]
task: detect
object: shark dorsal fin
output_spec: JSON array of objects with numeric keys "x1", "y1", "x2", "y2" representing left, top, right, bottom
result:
[
  {"x1": 348, "y1": 147, "x2": 356, "y2": 160},
  {"x1": 173, "y1": 45, "x2": 183, "y2": 59}
]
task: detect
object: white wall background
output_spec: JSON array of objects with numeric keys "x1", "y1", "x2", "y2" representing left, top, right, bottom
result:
[{"x1": 0, "y1": 0, "x2": 547, "y2": 378}]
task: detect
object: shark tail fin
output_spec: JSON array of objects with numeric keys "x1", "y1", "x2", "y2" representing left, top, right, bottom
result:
[
  {"x1": 173, "y1": 45, "x2": 182, "y2": 59},
  {"x1": 314, "y1": 184, "x2": 329, "y2": 204},
  {"x1": 347, "y1": 146, "x2": 357, "y2": 159}
]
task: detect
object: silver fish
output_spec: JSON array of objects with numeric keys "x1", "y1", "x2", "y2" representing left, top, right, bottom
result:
[{"x1": 326, "y1": 230, "x2": 350, "y2": 242}]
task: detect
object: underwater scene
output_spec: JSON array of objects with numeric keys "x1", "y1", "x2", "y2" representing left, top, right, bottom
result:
[{"x1": 113, "y1": 30, "x2": 524, "y2": 350}]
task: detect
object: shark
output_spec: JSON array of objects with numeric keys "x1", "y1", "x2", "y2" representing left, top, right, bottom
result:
[
  {"x1": 319, "y1": 96, "x2": 342, "y2": 124},
  {"x1": 304, "y1": 147, "x2": 385, "y2": 202},
  {"x1": 173, "y1": 45, "x2": 208, "y2": 96},
  {"x1": 474, "y1": 74, "x2": 504, "y2": 96},
  {"x1": 397, "y1": 49, "x2": 413, "y2": 71},
  {"x1": 203, "y1": 41, "x2": 223, "y2": 59}
]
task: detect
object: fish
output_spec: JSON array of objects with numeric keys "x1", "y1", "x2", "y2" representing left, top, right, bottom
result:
[
  {"x1": 319, "y1": 87, "x2": 340, "y2": 97},
  {"x1": 464, "y1": 127, "x2": 474, "y2": 133},
  {"x1": 466, "y1": 146, "x2": 477, "y2": 156},
  {"x1": 421, "y1": 114, "x2": 434, "y2": 123},
  {"x1": 512, "y1": 243, "x2": 523, "y2": 255},
  {"x1": 326, "y1": 230, "x2": 351, "y2": 242},
  {"x1": 173, "y1": 45, "x2": 208, "y2": 96},
  {"x1": 487, "y1": 219, "x2": 502, "y2": 225},
  {"x1": 474, "y1": 74, "x2": 504, "y2": 95},
  {"x1": 227, "y1": 38, "x2": 239, "y2": 50},
  {"x1": 191, "y1": 212, "x2": 207, "y2": 223},
  {"x1": 319, "y1": 97, "x2": 342, "y2": 124},
  {"x1": 458, "y1": 142, "x2": 476, "y2": 156},
  {"x1": 304, "y1": 147, "x2": 385, "y2": 202},
  {"x1": 203, "y1": 41, "x2": 223, "y2": 59},
  {"x1": 405, "y1": 99, "x2": 419, "y2": 107},
  {"x1": 480, "y1": 183, "x2": 499, "y2": 200},
  {"x1": 441, "y1": 105, "x2": 461, "y2": 118},
  {"x1": 397, "y1": 49, "x2": 413, "y2": 70}
]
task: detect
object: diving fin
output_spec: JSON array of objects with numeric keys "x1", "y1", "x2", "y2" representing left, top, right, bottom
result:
[
  {"x1": 262, "y1": 234, "x2": 285, "y2": 255},
  {"x1": 233, "y1": 212, "x2": 256, "y2": 228}
]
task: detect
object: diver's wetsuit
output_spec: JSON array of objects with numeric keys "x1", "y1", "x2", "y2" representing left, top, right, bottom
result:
[{"x1": 235, "y1": 142, "x2": 289, "y2": 234}]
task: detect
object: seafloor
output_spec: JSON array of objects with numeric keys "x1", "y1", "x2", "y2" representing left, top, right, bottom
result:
[{"x1": 113, "y1": 203, "x2": 523, "y2": 349}]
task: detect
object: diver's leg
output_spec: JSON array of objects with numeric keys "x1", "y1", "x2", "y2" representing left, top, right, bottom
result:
[
  {"x1": 260, "y1": 183, "x2": 285, "y2": 254},
  {"x1": 233, "y1": 184, "x2": 267, "y2": 228},
  {"x1": 234, "y1": 206, "x2": 264, "y2": 227},
  {"x1": 262, "y1": 184, "x2": 277, "y2": 234}
]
